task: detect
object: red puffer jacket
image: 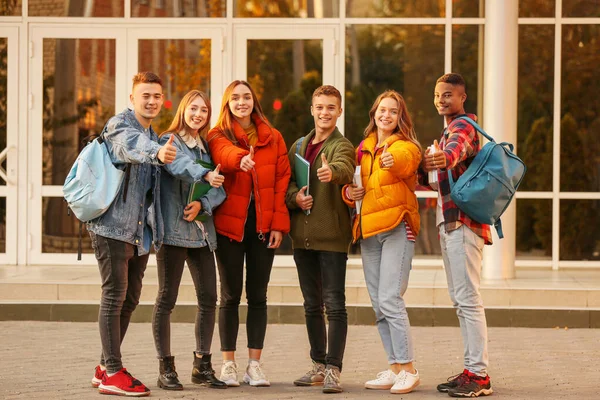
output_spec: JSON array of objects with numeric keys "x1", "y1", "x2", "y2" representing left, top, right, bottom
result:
[{"x1": 207, "y1": 115, "x2": 291, "y2": 242}]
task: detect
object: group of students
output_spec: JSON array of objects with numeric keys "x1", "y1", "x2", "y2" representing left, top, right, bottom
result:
[{"x1": 86, "y1": 71, "x2": 493, "y2": 398}]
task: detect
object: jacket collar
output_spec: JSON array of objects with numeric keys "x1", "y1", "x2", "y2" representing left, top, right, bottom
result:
[
  {"x1": 305, "y1": 127, "x2": 343, "y2": 147},
  {"x1": 363, "y1": 132, "x2": 402, "y2": 153},
  {"x1": 232, "y1": 114, "x2": 272, "y2": 148},
  {"x1": 124, "y1": 108, "x2": 156, "y2": 137}
]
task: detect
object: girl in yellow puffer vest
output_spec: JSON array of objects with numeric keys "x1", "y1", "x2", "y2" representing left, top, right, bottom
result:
[{"x1": 342, "y1": 90, "x2": 423, "y2": 394}]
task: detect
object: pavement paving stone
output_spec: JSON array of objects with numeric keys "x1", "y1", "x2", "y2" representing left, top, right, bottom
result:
[{"x1": 0, "y1": 322, "x2": 598, "y2": 400}]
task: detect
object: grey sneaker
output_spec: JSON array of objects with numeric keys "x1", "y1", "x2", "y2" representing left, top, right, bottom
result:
[
  {"x1": 322, "y1": 365, "x2": 342, "y2": 394},
  {"x1": 293, "y1": 361, "x2": 326, "y2": 386}
]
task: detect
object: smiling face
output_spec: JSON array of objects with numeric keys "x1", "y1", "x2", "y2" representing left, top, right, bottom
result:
[
  {"x1": 311, "y1": 94, "x2": 342, "y2": 134},
  {"x1": 184, "y1": 96, "x2": 209, "y2": 136},
  {"x1": 130, "y1": 82, "x2": 163, "y2": 126},
  {"x1": 228, "y1": 84, "x2": 254, "y2": 124},
  {"x1": 434, "y1": 82, "x2": 466, "y2": 120},
  {"x1": 375, "y1": 97, "x2": 400, "y2": 134}
]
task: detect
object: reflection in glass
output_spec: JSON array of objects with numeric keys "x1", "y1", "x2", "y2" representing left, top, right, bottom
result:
[
  {"x1": 0, "y1": 37, "x2": 8, "y2": 186},
  {"x1": 518, "y1": 25, "x2": 554, "y2": 191},
  {"x1": 43, "y1": 197, "x2": 93, "y2": 254},
  {"x1": 519, "y1": 0, "x2": 555, "y2": 17},
  {"x1": 452, "y1": 25, "x2": 483, "y2": 122},
  {"x1": 345, "y1": 25, "x2": 444, "y2": 147},
  {"x1": 453, "y1": 0, "x2": 485, "y2": 17},
  {"x1": 247, "y1": 39, "x2": 323, "y2": 148},
  {"x1": 415, "y1": 198, "x2": 441, "y2": 256},
  {"x1": 0, "y1": 197, "x2": 5, "y2": 253},
  {"x1": 132, "y1": 0, "x2": 225, "y2": 17},
  {"x1": 0, "y1": 0, "x2": 21, "y2": 16},
  {"x1": 346, "y1": 0, "x2": 443, "y2": 17},
  {"x1": 138, "y1": 39, "x2": 211, "y2": 133},
  {"x1": 43, "y1": 39, "x2": 116, "y2": 250},
  {"x1": 29, "y1": 0, "x2": 124, "y2": 17},
  {"x1": 561, "y1": 25, "x2": 600, "y2": 192},
  {"x1": 516, "y1": 199, "x2": 551, "y2": 260},
  {"x1": 236, "y1": 0, "x2": 337, "y2": 17},
  {"x1": 563, "y1": 0, "x2": 600, "y2": 17},
  {"x1": 560, "y1": 200, "x2": 600, "y2": 260}
]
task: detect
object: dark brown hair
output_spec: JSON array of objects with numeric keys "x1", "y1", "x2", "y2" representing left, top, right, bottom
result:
[
  {"x1": 436, "y1": 73, "x2": 466, "y2": 89},
  {"x1": 312, "y1": 85, "x2": 342, "y2": 104}
]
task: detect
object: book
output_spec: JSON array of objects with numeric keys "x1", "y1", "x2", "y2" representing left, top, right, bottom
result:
[
  {"x1": 353, "y1": 166, "x2": 363, "y2": 214},
  {"x1": 294, "y1": 153, "x2": 311, "y2": 216},
  {"x1": 187, "y1": 160, "x2": 216, "y2": 222}
]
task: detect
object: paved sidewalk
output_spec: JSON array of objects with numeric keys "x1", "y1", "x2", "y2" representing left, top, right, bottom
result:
[{"x1": 0, "y1": 322, "x2": 597, "y2": 399}]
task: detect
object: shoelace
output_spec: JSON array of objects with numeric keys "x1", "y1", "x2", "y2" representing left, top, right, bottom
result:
[
  {"x1": 223, "y1": 364, "x2": 237, "y2": 376},
  {"x1": 122, "y1": 370, "x2": 143, "y2": 386},
  {"x1": 248, "y1": 363, "x2": 266, "y2": 380},
  {"x1": 374, "y1": 370, "x2": 394, "y2": 381},
  {"x1": 307, "y1": 363, "x2": 324, "y2": 376},
  {"x1": 447, "y1": 371, "x2": 469, "y2": 385},
  {"x1": 324, "y1": 369, "x2": 340, "y2": 385}
]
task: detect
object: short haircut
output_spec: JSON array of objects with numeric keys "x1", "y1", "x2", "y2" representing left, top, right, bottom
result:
[
  {"x1": 436, "y1": 73, "x2": 466, "y2": 89},
  {"x1": 312, "y1": 85, "x2": 342, "y2": 104},
  {"x1": 132, "y1": 71, "x2": 163, "y2": 89}
]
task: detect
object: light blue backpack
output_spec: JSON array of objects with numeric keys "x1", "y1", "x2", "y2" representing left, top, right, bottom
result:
[
  {"x1": 63, "y1": 133, "x2": 128, "y2": 223},
  {"x1": 448, "y1": 116, "x2": 526, "y2": 239}
]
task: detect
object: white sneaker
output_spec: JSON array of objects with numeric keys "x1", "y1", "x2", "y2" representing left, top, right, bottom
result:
[
  {"x1": 243, "y1": 360, "x2": 271, "y2": 387},
  {"x1": 390, "y1": 369, "x2": 420, "y2": 394},
  {"x1": 365, "y1": 369, "x2": 397, "y2": 390},
  {"x1": 219, "y1": 360, "x2": 240, "y2": 387}
]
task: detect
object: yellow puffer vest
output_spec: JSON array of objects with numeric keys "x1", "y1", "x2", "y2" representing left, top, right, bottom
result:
[{"x1": 343, "y1": 133, "x2": 421, "y2": 242}]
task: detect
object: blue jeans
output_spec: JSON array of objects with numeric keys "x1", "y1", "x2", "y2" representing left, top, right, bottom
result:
[
  {"x1": 293, "y1": 249, "x2": 348, "y2": 370},
  {"x1": 91, "y1": 232, "x2": 149, "y2": 373},
  {"x1": 361, "y1": 222, "x2": 415, "y2": 364},
  {"x1": 439, "y1": 224, "x2": 489, "y2": 376}
]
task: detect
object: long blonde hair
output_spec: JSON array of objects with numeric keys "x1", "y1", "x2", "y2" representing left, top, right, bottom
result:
[
  {"x1": 363, "y1": 90, "x2": 422, "y2": 154},
  {"x1": 161, "y1": 90, "x2": 211, "y2": 139},
  {"x1": 209, "y1": 80, "x2": 271, "y2": 144}
]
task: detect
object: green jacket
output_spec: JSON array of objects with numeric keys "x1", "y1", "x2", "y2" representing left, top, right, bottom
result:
[{"x1": 286, "y1": 128, "x2": 355, "y2": 253}]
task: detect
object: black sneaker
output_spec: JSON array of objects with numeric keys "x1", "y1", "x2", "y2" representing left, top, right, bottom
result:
[
  {"x1": 437, "y1": 369, "x2": 469, "y2": 392},
  {"x1": 448, "y1": 370, "x2": 493, "y2": 397}
]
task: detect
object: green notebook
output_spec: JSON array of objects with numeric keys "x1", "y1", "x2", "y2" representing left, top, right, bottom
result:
[
  {"x1": 187, "y1": 160, "x2": 216, "y2": 222},
  {"x1": 294, "y1": 153, "x2": 311, "y2": 216}
]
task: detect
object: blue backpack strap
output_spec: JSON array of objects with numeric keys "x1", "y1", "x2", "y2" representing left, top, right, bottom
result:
[
  {"x1": 296, "y1": 136, "x2": 305, "y2": 154},
  {"x1": 494, "y1": 218, "x2": 504, "y2": 239},
  {"x1": 456, "y1": 116, "x2": 496, "y2": 143}
]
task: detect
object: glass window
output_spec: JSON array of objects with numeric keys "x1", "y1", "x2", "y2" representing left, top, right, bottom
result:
[
  {"x1": 132, "y1": 0, "x2": 225, "y2": 17},
  {"x1": 29, "y1": 0, "x2": 124, "y2": 17},
  {"x1": 236, "y1": 0, "x2": 338, "y2": 17},
  {"x1": 452, "y1": 25, "x2": 483, "y2": 120},
  {"x1": 346, "y1": 0, "x2": 444, "y2": 18},
  {"x1": 43, "y1": 197, "x2": 93, "y2": 253},
  {"x1": 453, "y1": 0, "x2": 485, "y2": 18},
  {"x1": 519, "y1": 0, "x2": 555, "y2": 17},
  {"x1": 563, "y1": 0, "x2": 600, "y2": 17},
  {"x1": 561, "y1": 25, "x2": 600, "y2": 192},
  {"x1": 518, "y1": 25, "x2": 554, "y2": 192},
  {"x1": 345, "y1": 24, "x2": 445, "y2": 147},
  {"x1": 0, "y1": 0, "x2": 22, "y2": 16},
  {"x1": 516, "y1": 199, "x2": 552, "y2": 260},
  {"x1": 560, "y1": 200, "x2": 600, "y2": 260},
  {"x1": 137, "y1": 39, "x2": 212, "y2": 133}
]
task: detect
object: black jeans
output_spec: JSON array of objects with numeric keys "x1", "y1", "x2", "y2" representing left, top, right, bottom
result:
[
  {"x1": 293, "y1": 249, "x2": 348, "y2": 370},
  {"x1": 153, "y1": 244, "x2": 218, "y2": 358},
  {"x1": 91, "y1": 232, "x2": 149, "y2": 374},
  {"x1": 215, "y1": 202, "x2": 275, "y2": 351}
]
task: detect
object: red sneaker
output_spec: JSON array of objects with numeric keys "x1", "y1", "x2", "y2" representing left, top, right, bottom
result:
[
  {"x1": 98, "y1": 368, "x2": 151, "y2": 397},
  {"x1": 92, "y1": 365, "x2": 105, "y2": 388}
]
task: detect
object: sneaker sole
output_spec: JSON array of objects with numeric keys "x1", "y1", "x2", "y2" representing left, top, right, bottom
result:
[
  {"x1": 449, "y1": 388, "x2": 494, "y2": 397},
  {"x1": 221, "y1": 378, "x2": 240, "y2": 387},
  {"x1": 322, "y1": 387, "x2": 343, "y2": 394},
  {"x1": 390, "y1": 379, "x2": 420, "y2": 394},
  {"x1": 98, "y1": 386, "x2": 151, "y2": 397},
  {"x1": 294, "y1": 380, "x2": 324, "y2": 386},
  {"x1": 365, "y1": 383, "x2": 393, "y2": 390},
  {"x1": 243, "y1": 374, "x2": 270, "y2": 387},
  {"x1": 92, "y1": 378, "x2": 102, "y2": 388}
]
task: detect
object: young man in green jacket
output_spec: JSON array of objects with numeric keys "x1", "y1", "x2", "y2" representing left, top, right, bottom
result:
[{"x1": 285, "y1": 85, "x2": 355, "y2": 394}]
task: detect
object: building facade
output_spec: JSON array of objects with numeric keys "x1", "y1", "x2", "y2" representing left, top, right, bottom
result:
[{"x1": 0, "y1": 0, "x2": 598, "y2": 275}]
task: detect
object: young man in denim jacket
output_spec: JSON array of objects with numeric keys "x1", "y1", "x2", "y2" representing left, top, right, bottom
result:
[{"x1": 87, "y1": 71, "x2": 177, "y2": 397}]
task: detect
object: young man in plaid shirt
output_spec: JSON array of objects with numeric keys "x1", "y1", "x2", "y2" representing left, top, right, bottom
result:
[{"x1": 419, "y1": 73, "x2": 493, "y2": 397}]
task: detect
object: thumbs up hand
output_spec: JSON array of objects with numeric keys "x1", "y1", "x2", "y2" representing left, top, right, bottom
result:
[
  {"x1": 158, "y1": 134, "x2": 177, "y2": 164},
  {"x1": 317, "y1": 153, "x2": 333, "y2": 182},
  {"x1": 205, "y1": 164, "x2": 225, "y2": 188},
  {"x1": 240, "y1": 145, "x2": 256, "y2": 172},
  {"x1": 295, "y1": 186, "x2": 313, "y2": 210},
  {"x1": 380, "y1": 143, "x2": 394, "y2": 168},
  {"x1": 424, "y1": 139, "x2": 446, "y2": 170}
]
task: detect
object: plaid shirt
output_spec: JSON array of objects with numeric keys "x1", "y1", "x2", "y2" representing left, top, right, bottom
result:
[{"x1": 419, "y1": 113, "x2": 492, "y2": 245}]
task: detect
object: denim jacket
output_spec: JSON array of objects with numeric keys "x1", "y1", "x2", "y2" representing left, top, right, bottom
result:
[
  {"x1": 159, "y1": 132, "x2": 226, "y2": 251},
  {"x1": 87, "y1": 108, "x2": 164, "y2": 255}
]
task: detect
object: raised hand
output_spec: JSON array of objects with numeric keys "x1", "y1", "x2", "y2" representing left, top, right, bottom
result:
[
  {"x1": 317, "y1": 153, "x2": 332, "y2": 182},
  {"x1": 158, "y1": 134, "x2": 177, "y2": 164},
  {"x1": 424, "y1": 139, "x2": 446, "y2": 170},
  {"x1": 183, "y1": 201, "x2": 202, "y2": 222},
  {"x1": 205, "y1": 164, "x2": 224, "y2": 188},
  {"x1": 380, "y1": 143, "x2": 394, "y2": 168},
  {"x1": 295, "y1": 186, "x2": 313, "y2": 211},
  {"x1": 240, "y1": 145, "x2": 256, "y2": 172}
]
